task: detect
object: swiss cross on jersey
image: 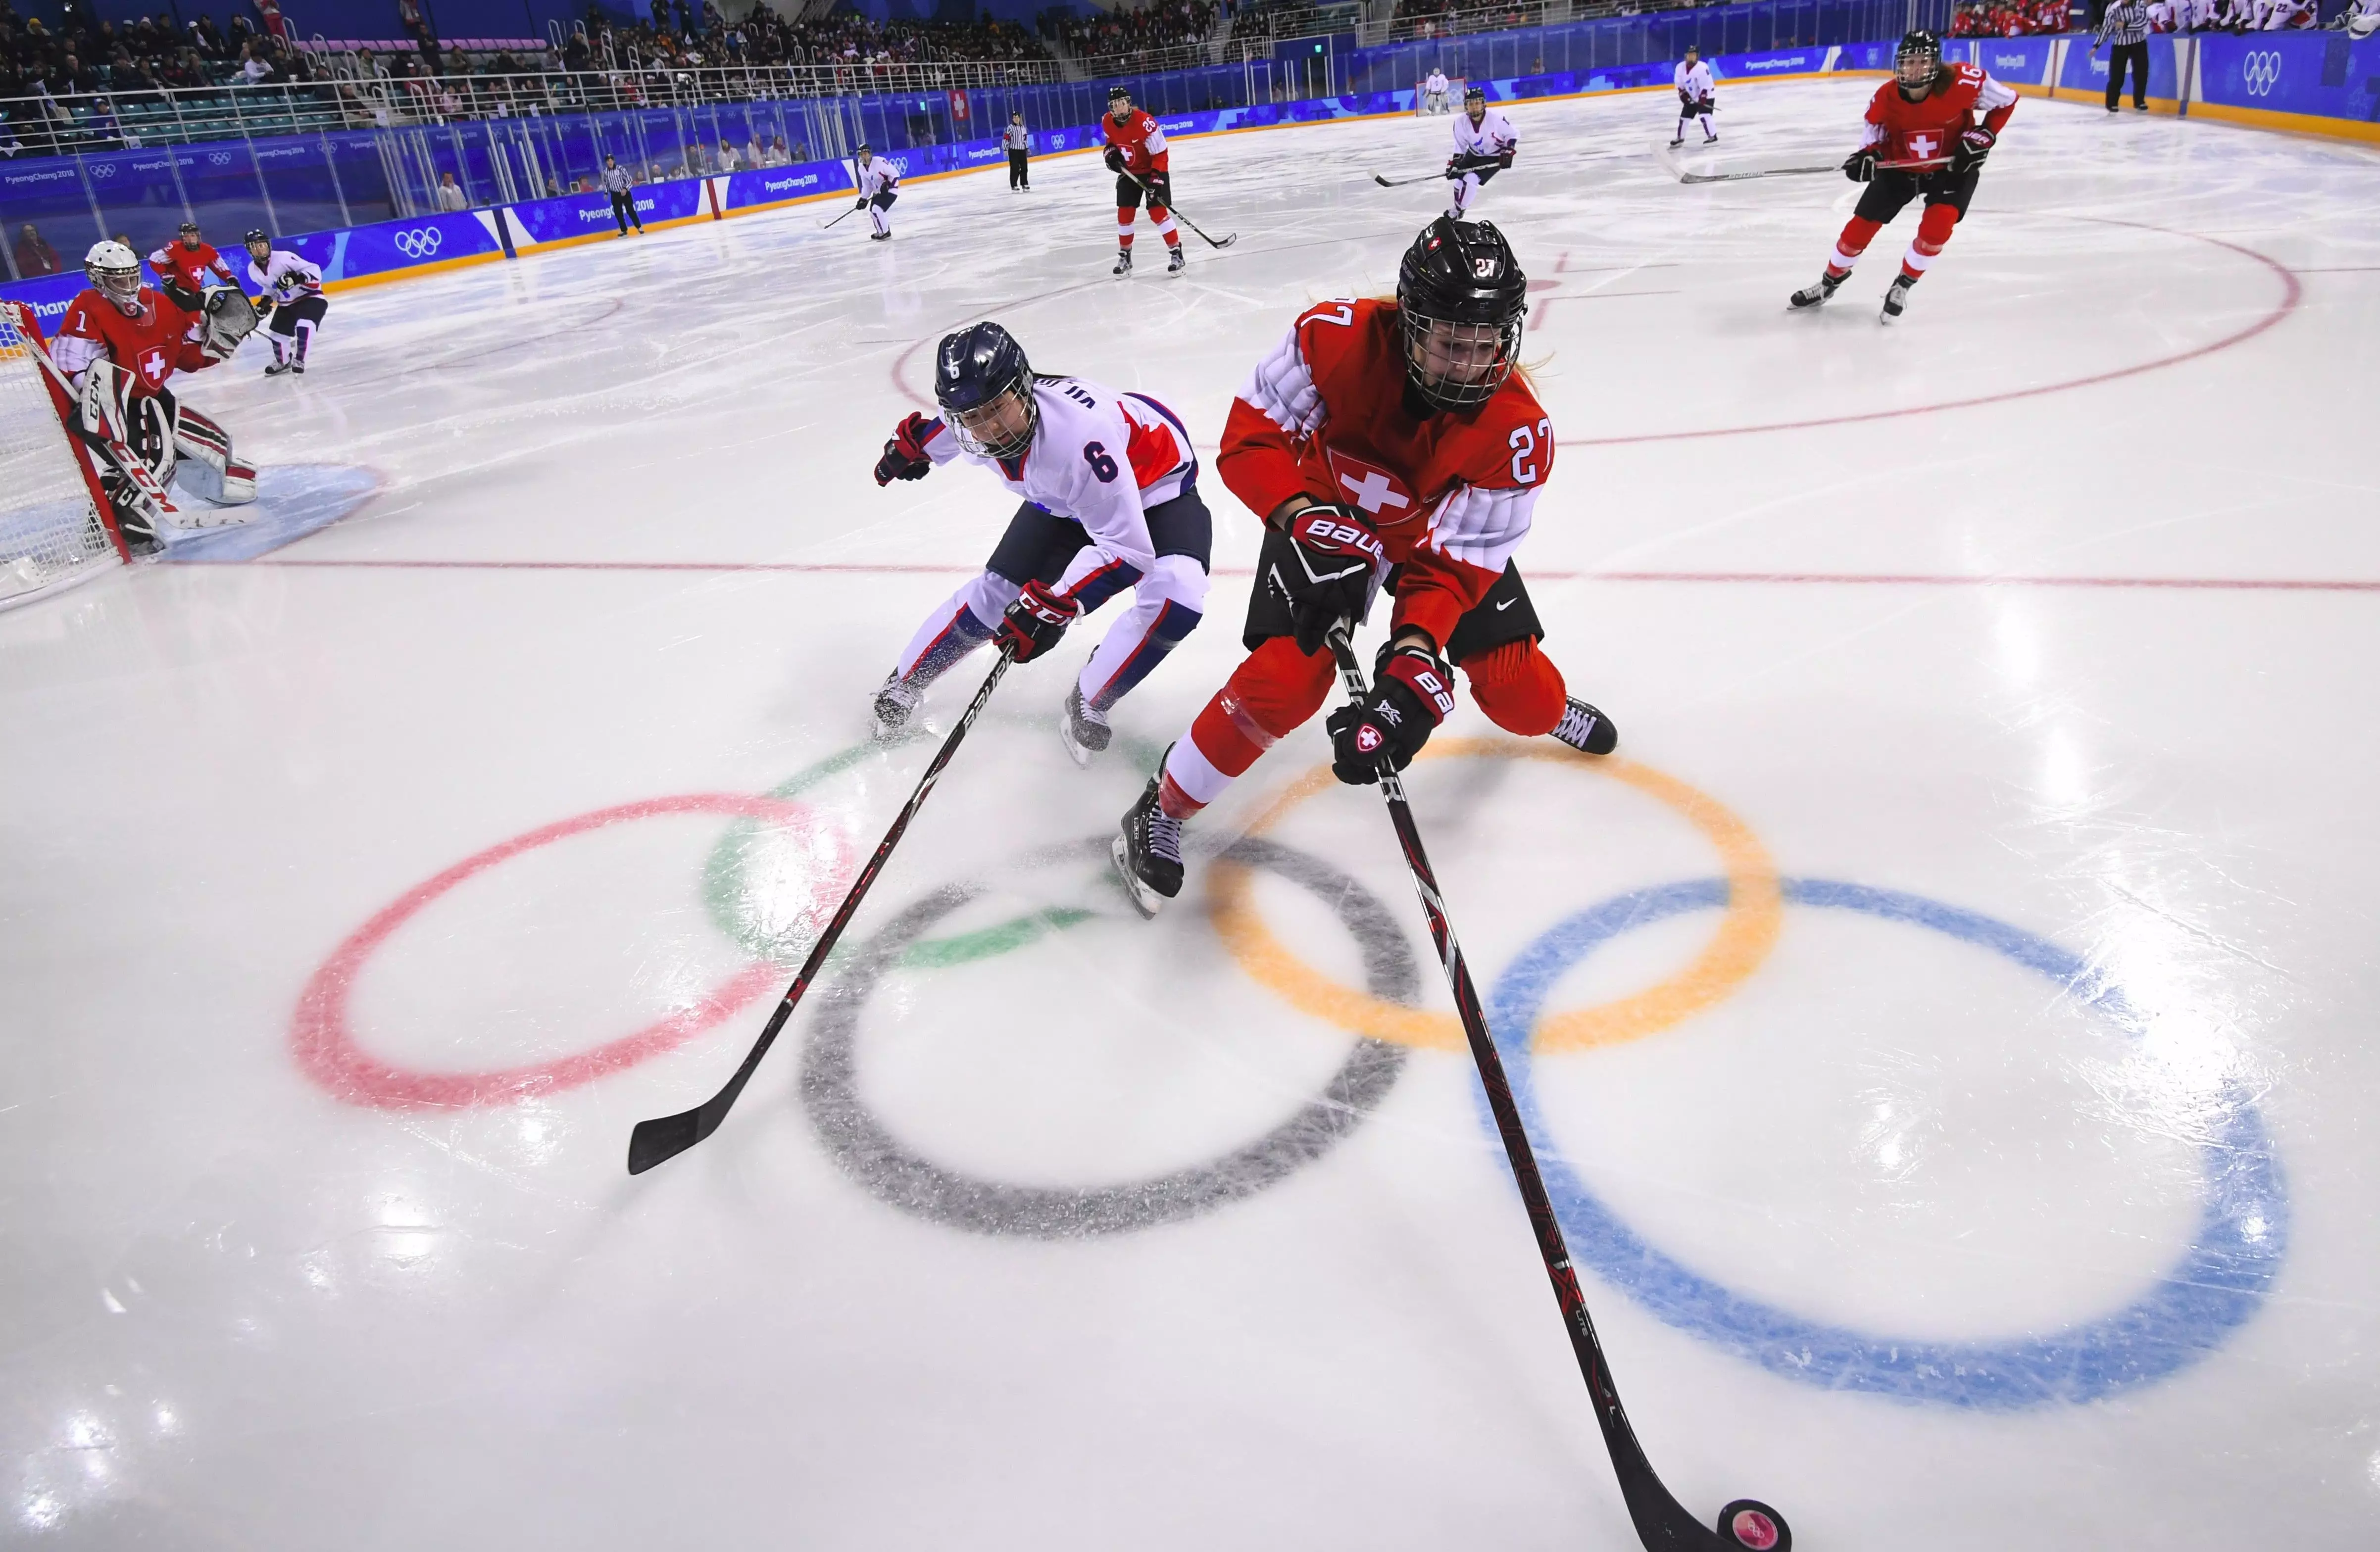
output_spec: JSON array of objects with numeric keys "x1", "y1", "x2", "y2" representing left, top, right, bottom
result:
[{"x1": 1324, "y1": 447, "x2": 1418, "y2": 527}]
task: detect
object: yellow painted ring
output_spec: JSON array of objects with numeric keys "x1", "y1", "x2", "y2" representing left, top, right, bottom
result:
[{"x1": 1205, "y1": 741, "x2": 1783, "y2": 1054}]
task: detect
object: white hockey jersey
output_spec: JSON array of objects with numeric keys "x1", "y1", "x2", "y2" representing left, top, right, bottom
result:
[
  {"x1": 1425, "y1": 69, "x2": 1448, "y2": 93},
  {"x1": 1675, "y1": 59, "x2": 1715, "y2": 100},
  {"x1": 921, "y1": 377, "x2": 1196, "y2": 584},
  {"x1": 247, "y1": 250, "x2": 323, "y2": 305},
  {"x1": 1450, "y1": 106, "x2": 1517, "y2": 163},
  {"x1": 855, "y1": 157, "x2": 900, "y2": 199}
]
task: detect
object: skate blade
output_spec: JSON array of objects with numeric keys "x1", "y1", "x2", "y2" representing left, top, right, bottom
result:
[
  {"x1": 1058, "y1": 708, "x2": 1094, "y2": 768},
  {"x1": 1111, "y1": 832, "x2": 1165, "y2": 920}
]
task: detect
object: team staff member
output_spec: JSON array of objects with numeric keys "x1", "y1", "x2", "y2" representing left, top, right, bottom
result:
[
  {"x1": 1002, "y1": 112, "x2": 1032, "y2": 192},
  {"x1": 601, "y1": 155, "x2": 644, "y2": 237},
  {"x1": 2098, "y1": 0, "x2": 2151, "y2": 111}
]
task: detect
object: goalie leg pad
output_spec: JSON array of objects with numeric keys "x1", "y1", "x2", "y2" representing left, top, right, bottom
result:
[{"x1": 169, "y1": 403, "x2": 258, "y2": 512}]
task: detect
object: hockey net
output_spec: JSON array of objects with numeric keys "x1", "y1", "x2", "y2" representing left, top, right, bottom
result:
[
  {"x1": 1414, "y1": 76, "x2": 1465, "y2": 115},
  {"x1": 0, "y1": 300, "x2": 122, "y2": 610}
]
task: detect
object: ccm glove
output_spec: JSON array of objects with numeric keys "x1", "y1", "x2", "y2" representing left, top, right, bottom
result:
[
  {"x1": 1952, "y1": 125, "x2": 1996, "y2": 175},
  {"x1": 1270, "y1": 503, "x2": 1386, "y2": 656},
  {"x1": 995, "y1": 579, "x2": 1082, "y2": 663},
  {"x1": 1103, "y1": 145, "x2": 1126, "y2": 174},
  {"x1": 1842, "y1": 147, "x2": 1879, "y2": 183},
  {"x1": 872, "y1": 411, "x2": 937, "y2": 486},
  {"x1": 1327, "y1": 641, "x2": 1457, "y2": 785}
]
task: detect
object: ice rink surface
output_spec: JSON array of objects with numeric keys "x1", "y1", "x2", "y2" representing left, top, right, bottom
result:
[{"x1": 4, "y1": 75, "x2": 2379, "y2": 1548}]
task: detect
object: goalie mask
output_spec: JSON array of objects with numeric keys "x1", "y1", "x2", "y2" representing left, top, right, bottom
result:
[
  {"x1": 84, "y1": 239, "x2": 144, "y2": 312},
  {"x1": 934, "y1": 321, "x2": 1038, "y2": 461},
  {"x1": 1895, "y1": 30, "x2": 1943, "y2": 95},
  {"x1": 1396, "y1": 215, "x2": 1528, "y2": 415}
]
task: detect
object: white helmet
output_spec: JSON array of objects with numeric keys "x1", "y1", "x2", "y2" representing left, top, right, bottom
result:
[{"x1": 84, "y1": 240, "x2": 144, "y2": 310}]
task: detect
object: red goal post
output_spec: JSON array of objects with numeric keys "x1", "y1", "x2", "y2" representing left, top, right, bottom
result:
[{"x1": 0, "y1": 299, "x2": 130, "y2": 610}]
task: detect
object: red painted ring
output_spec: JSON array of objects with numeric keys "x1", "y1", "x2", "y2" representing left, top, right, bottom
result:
[{"x1": 291, "y1": 793, "x2": 850, "y2": 1109}]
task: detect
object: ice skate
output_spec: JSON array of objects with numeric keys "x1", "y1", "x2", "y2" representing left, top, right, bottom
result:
[
  {"x1": 1669, "y1": 132, "x2": 1685, "y2": 147},
  {"x1": 1166, "y1": 245, "x2": 1186, "y2": 275},
  {"x1": 871, "y1": 672, "x2": 922, "y2": 739},
  {"x1": 1880, "y1": 274, "x2": 1916, "y2": 323},
  {"x1": 1112, "y1": 247, "x2": 1133, "y2": 276},
  {"x1": 263, "y1": 357, "x2": 293, "y2": 377},
  {"x1": 1788, "y1": 271, "x2": 1843, "y2": 310},
  {"x1": 1059, "y1": 683, "x2": 1112, "y2": 767},
  {"x1": 1112, "y1": 769, "x2": 1184, "y2": 918},
  {"x1": 1549, "y1": 697, "x2": 1619, "y2": 756}
]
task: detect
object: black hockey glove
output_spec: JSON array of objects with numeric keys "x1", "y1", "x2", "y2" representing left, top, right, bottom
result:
[
  {"x1": 1495, "y1": 150, "x2": 1514, "y2": 169},
  {"x1": 873, "y1": 411, "x2": 936, "y2": 486},
  {"x1": 1841, "y1": 147, "x2": 1879, "y2": 183},
  {"x1": 1103, "y1": 145, "x2": 1126, "y2": 174},
  {"x1": 1952, "y1": 126, "x2": 1996, "y2": 175},
  {"x1": 1327, "y1": 640, "x2": 1456, "y2": 785},
  {"x1": 1680, "y1": 88, "x2": 1695, "y2": 109},
  {"x1": 1268, "y1": 502, "x2": 1386, "y2": 657},
  {"x1": 855, "y1": 195, "x2": 869, "y2": 209},
  {"x1": 994, "y1": 579, "x2": 1082, "y2": 663},
  {"x1": 1143, "y1": 171, "x2": 1172, "y2": 208}
]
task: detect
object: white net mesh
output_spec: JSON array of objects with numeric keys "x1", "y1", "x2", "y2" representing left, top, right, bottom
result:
[
  {"x1": 0, "y1": 303, "x2": 116, "y2": 609},
  {"x1": 0, "y1": 300, "x2": 114, "y2": 609}
]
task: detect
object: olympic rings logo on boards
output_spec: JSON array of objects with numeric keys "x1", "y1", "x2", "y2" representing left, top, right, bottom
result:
[
  {"x1": 2243, "y1": 51, "x2": 2283, "y2": 97},
  {"x1": 285, "y1": 735, "x2": 2288, "y2": 1409},
  {"x1": 392, "y1": 226, "x2": 443, "y2": 259}
]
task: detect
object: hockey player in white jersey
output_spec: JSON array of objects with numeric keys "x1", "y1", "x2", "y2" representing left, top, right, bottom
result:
[
  {"x1": 853, "y1": 146, "x2": 900, "y2": 241},
  {"x1": 1673, "y1": 46, "x2": 1717, "y2": 145},
  {"x1": 1445, "y1": 86, "x2": 1517, "y2": 221},
  {"x1": 870, "y1": 322, "x2": 1210, "y2": 764},
  {"x1": 1422, "y1": 67, "x2": 1450, "y2": 113},
  {"x1": 243, "y1": 229, "x2": 326, "y2": 376}
]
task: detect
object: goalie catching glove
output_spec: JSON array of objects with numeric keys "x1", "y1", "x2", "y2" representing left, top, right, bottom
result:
[
  {"x1": 199, "y1": 288, "x2": 259, "y2": 361},
  {"x1": 994, "y1": 579, "x2": 1082, "y2": 663},
  {"x1": 1268, "y1": 503, "x2": 1386, "y2": 656},
  {"x1": 1327, "y1": 639, "x2": 1456, "y2": 785}
]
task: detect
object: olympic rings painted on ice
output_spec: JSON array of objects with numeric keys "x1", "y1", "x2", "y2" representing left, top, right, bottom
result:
[
  {"x1": 1208, "y1": 741, "x2": 1783, "y2": 1054},
  {"x1": 1484, "y1": 876, "x2": 2288, "y2": 1409},
  {"x1": 291, "y1": 793, "x2": 852, "y2": 1109},
  {"x1": 798, "y1": 835, "x2": 1415, "y2": 1239}
]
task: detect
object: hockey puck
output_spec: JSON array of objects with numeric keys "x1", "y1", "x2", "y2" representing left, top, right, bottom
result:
[{"x1": 1718, "y1": 1499, "x2": 1789, "y2": 1552}]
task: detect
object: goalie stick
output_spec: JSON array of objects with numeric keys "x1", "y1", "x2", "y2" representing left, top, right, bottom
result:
[
  {"x1": 626, "y1": 647, "x2": 1014, "y2": 1174},
  {"x1": 1120, "y1": 167, "x2": 1237, "y2": 249},
  {"x1": 1, "y1": 298, "x2": 179, "y2": 534},
  {"x1": 1325, "y1": 622, "x2": 1793, "y2": 1552}
]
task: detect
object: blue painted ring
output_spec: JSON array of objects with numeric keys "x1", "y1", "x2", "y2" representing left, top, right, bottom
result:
[{"x1": 1481, "y1": 877, "x2": 2288, "y2": 1409}]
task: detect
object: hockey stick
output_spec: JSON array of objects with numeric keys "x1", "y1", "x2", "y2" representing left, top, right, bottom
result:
[
  {"x1": 1324, "y1": 623, "x2": 1791, "y2": 1552},
  {"x1": 821, "y1": 202, "x2": 862, "y2": 230},
  {"x1": 1372, "y1": 169, "x2": 1442, "y2": 187},
  {"x1": 1122, "y1": 168, "x2": 1236, "y2": 248},
  {"x1": 627, "y1": 647, "x2": 1014, "y2": 1175},
  {"x1": 1, "y1": 299, "x2": 179, "y2": 534}
]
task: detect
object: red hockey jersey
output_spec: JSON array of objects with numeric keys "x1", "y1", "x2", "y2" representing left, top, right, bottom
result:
[
  {"x1": 1100, "y1": 106, "x2": 1171, "y2": 176},
  {"x1": 1859, "y1": 62, "x2": 2018, "y2": 167},
  {"x1": 1222, "y1": 297, "x2": 1550, "y2": 649},
  {"x1": 147, "y1": 239, "x2": 236, "y2": 293},
  {"x1": 54, "y1": 288, "x2": 213, "y2": 395}
]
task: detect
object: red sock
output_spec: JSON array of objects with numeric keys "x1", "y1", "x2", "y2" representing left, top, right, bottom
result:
[
  {"x1": 1899, "y1": 203, "x2": 1960, "y2": 282},
  {"x1": 1116, "y1": 206, "x2": 1136, "y2": 249},
  {"x1": 1464, "y1": 639, "x2": 1567, "y2": 737},
  {"x1": 1161, "y1": 638, "x2": 1334, "y2": 818},
  {"x1": 1828, "y1": 215, "x2": 1883, "y2": 278}
]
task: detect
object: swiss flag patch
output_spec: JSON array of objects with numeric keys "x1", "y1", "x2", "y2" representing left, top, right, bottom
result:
[{"x1": 1325, "y1": 448, "x2": 1418, "y2": 526}]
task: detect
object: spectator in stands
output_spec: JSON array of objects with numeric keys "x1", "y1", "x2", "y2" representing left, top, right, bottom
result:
[
  {"x1": 238, "y1": 40, "x2": 269, "y2": 84},
  {"x1": 13, "y1": 221, "x2": 62, "y2": 276},
  {"x1": 436, "y1": 170, "x2": 467, "y2": 209},
  {"x1": 717, "y1": 136, "x2": 739, "y2": 170}
]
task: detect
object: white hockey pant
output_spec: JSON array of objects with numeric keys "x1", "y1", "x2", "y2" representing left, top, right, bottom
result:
[
  {"x1": 1449, "y1": 170, "x2": 1482, "y2": 218},
  {"x1": 893, "y1": 553, "x2": 1208, "y2": 714}
]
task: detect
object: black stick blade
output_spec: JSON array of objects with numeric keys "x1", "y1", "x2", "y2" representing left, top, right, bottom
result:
[{"x1": 626, "y1": 1104, "x2": 713, "y2": 1174}]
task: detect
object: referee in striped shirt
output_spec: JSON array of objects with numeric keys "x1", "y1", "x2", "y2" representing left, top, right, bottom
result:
[{"x1": 2098, "y1": 0, "x2": 2150, "y2": 113}]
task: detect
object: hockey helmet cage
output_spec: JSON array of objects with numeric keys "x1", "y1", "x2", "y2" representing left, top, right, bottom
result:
[
  {"x1": 935, "y1": 321, "x2": 1039, "y2": 460},
  {"x1": 83, "y1": 239, "x2": 143, "y2": 307},
  {"x1": 1895, "y1": 30, "x2": 1943, "y2": 91},
  {"x1": 1395, "y1": 216, "x2": 1528, "y2": 415}
]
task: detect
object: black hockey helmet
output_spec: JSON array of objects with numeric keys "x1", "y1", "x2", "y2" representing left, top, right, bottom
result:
[
  {"x1": 1108, "y1": 84, "x2": 1131, "y2": 112},
  {"x1": 1395, "y1": 215, "x2": 1528, "y2": 415},
  {"x1": 1895, "y1": 30, "x2": 1943, "y2": 93},
  {"x1": 1462, "y1": 83, "x2": 1486, "y2": 102},
  {"x1": 243, "y1": 227, "x2": 270, "y2": 253},
  {"x1": 935, "y1": 321, "x2": 1038, "y2": 460}
]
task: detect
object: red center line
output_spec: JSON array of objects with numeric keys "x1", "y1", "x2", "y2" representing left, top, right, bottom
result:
[{"x1": 249, "y1": 558, "x2": 2380, "y2": 592}]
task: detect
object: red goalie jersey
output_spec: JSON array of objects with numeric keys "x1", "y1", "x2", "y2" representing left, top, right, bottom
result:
[
  {"x1": 1220, "y1": 297, "x2": 1550, "y2": 649},
  {"x1": 1861, "y1": 61, "x2": 2017, "y2": 168}
]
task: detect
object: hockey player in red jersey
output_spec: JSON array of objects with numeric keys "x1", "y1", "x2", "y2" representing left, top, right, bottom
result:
[
  {"x1": 1100, "y1": 85, "x2": 1184, "y2": 277},
  {"x1": 1787, "y1": 31, "x2": 2017, "y2": 323},
  {"x1": 145, "y1": 221, "x2": 238, "y2": 311},
  {"x1": 50, "y1": 239, "x2": 259, "y2": 550},
  {"x1": 1111, "y1": 216, "x2": 1616, "y2": 916}
]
